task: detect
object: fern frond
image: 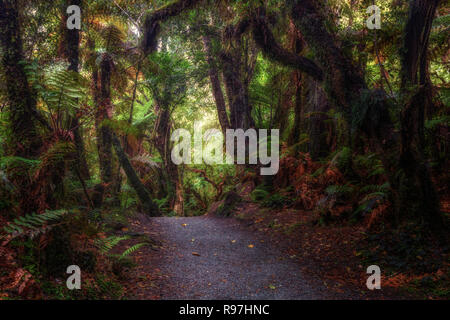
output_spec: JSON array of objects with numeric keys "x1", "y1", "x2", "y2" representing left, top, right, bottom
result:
[
  {"x1": 41, "y1": 67, "x2": 87, "y2": 125},
  {"x1": 35, "y1": 141, "x2": 76, "y2": 176},
  {"x1": 1, "y1": 209, "x2": 69, "y2": 240},
  {"x1": 120, "y1": 243, "x2": 147, "y2": 259},
  {"x1": 131, "y1": 154, "x2": 160, "y2": 167},
  {"x1": 94, "y1": 235, "x2": 131, "y2": 253},
  {"x1": 99, "y1": 24, "x2": 126, "y2": 54}
]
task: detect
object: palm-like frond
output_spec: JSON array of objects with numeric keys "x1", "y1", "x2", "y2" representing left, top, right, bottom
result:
[
  {"x1": 94, "y1": 235, "x2": 131, "y2": 253},
  {"x1": 99, "y1": 23, "x2": 127, "y2": 54},
  {"x1": 1, "y1": 209, "x2": 69, "y2": 240}
]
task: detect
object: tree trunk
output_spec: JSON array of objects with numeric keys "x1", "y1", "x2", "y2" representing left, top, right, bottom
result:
[
  {"x1": 155, "y1": 106, "x2": 184, "y2": 215},
  {"x1": 202, "y1": 35, "x2": 230, "y2": 134},
  {"x1": 96, "y1": 54, "x2": 114, "y2": 186},
  {"x1": 397, "y1": 0, "x2": 442, "y2": 226},
  {"x1": 0, "y1": 0, "x2": 42, "y2": 157},
  {"x1": 307, "y1": 80, "x2": 330, "y2": 160},
  {"x1": 62, "y1": 0, "x2": 90, "y2": 180},
  {"x1": 289, "y1": 70, "x2": 303, "y2": 146},
  {"x1": 111, "y1": 132, "x2": 160, "y2": 216},
  {"x1": 221, "y1": 51, "x2": 248, "y2": 130},
  {"x1": 220, "y1": 27, "x2": 255, "y2": 130},
  {"x1": 289, "y1": 0, "x2": 442, "y2": 226}
]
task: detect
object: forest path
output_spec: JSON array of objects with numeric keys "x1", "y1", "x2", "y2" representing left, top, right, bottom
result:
[{"x1": 126, "y1": 214, "x2": 337, "y2": 299}]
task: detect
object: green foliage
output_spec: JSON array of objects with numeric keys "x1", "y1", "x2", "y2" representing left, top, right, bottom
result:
[
  {"x1": 44, "y1": 68, "x2": 86, "y2": 110},
  {"x1": 145, "y1": 51, "x2": 192, "y2": 108},
  {"x1": 0, "y1": 156, "x2": 40, "y2": 173},
  {"x1": 94, "y1": 235, "x2": 131, "y2": 253},
  {"x1": 252, "y1": 186, "x2": 292, "y2": 208},
  {"x1": 119, "y1": 243, "x2": 147, "y2": 259},
  {"x1": 94, "y1": 235, "x2": 148, "y2": 261},
  {"x1": 85, "y1": 274, "x2": 124, "y2": 300},
  {"x1": 98, "y1": 23, "x2": 126, "y2": 54},
  {"x1": 1, "y1": 209, "x2": 69, "y2": 240},
  {"x1": 250, "y1": 188, "x2": 270, "y2": 202},
  {"x1": 325, "y1": 184, "x2": 354, "y2": 200},
  {"x1": 37, "y1": 141, "x2": 76, "y2": 169},
  {"x1": 425, "y1": 115, "x2": 450, "y2": 130},
  {"x1": 24, "y1": 64, "x2": 88, "y2": 128},
  {"x1": 262, "y1": 193, "x2": 292, "y2": 208},
  {"x1": 154, "y1": 196, "x2": 169, "y2": 209},
  {"x1": 330, "y1": 147, "x2": 352, "y2": 175}
]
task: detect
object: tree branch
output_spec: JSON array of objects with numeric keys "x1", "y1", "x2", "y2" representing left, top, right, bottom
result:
[{"x1": 141, "y1": 0, "x2": 202, "y2": 54}]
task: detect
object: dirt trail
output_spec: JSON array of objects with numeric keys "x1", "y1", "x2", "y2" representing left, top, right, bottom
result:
[{"x1": 125, "y1": 214, "x2": 350, "y2": 299}]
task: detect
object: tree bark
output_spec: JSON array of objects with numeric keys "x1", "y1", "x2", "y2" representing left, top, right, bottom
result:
[
  {"x1": 62, "y1": 0, "x2": 90, "y2": 180},
  {"x1": 154, "y1": 106, "x2": 184, "y2": 215},
  {"x1": 111, "y1": 132, "x2": 160, "y2": 216},
  {"x1": 202, "y1": 35, "x2": 230, "y2": 134},
  {"x1": 141, "y1": 0, "x2": 202, "y2": 54},
  {"x1": 288, "y1": 0, "x2": 442, "y2": 226},
  {"x1": 0, "y1": 0, "x2": 42, "y2": 157},
  {"x1": 397, "y1": 0, "x2": 442, "y2": 226},
  {"x1": 221, "y1": 50, "x2": 248, "y2": 130},
  {"x1": 307, "y1": 80, "x2": 330, "y2": 160},
  {"x1": 96, "y1": 54, "x2": 114, "y2": 186}
]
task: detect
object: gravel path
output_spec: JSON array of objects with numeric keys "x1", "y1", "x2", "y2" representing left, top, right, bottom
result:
[{"x1": 136, "y1": 215, "x2": 336, "y2": 300}]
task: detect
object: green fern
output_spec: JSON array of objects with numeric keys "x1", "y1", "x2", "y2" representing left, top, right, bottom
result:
[
  {"x1": 120, "y1": 243, "x2": 147, "y2": 259},
  {"x1": 94, "y1": 235, "x2": 131, "y2": 253},
  {"x1": 360, "y1": 182, "x2": 390, "y2": 195},
  {"x1": 43, "y1": 68, "x2": 86, "y2": 117},
  {"x1": 1, "y1": 209, "x2": 69, "y2": 239},
  {"x1": 99, "y1": 23, "x2": 126, "y2": 54},
  {"x1": 94, "y1": 236, "x2": 148, "y2": 260},
  {"x1": 0, "y1": 156, "x2": 41, "y2": 173},
  {"x1": 325, "y1": 184, "x2": 354, "y2": 197}
]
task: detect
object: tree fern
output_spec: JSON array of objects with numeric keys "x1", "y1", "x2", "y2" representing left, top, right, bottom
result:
[
  {"x1": 43, "y1": 68, "x2": 86, "y2": 118},
  {"x1": 98, "y1": 23, "x2": 126, "y2": 54},
  {"x1": 36, "y1": 141, "x2": 77, "y2": 172}
]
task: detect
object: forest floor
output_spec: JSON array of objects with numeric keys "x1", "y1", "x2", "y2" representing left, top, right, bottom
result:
[
  {"x1": 115, "y1": 192, "x2": 450, "y2": 300},
  {"x1": 120, "y1": 214, "x2": 338, "y2": 299},
  {"x1": 117, "y1": 210, "x2": 415, "y2": 300}
]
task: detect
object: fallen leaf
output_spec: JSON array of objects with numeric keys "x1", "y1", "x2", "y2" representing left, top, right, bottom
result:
[
  {"x1": 182, "y1": 224, "x2": 187, "y2": 227},
  {"x1": 231, "y1": 240, "x2": 236, "y2": 243},
  {"x1": 192, "y1": 252, "x2": 201, "y2": 256},
  {"x1": 268, "y1": 284, "x2": 276, "y2": 290}
]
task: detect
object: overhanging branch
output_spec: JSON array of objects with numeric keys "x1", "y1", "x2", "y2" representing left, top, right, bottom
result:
[
  {"x1": 250, "y1": 10, "x2": 323, "y2": 82},
  {"x1": 141, "y1": 0, "x2": 202, "y2": 54}
]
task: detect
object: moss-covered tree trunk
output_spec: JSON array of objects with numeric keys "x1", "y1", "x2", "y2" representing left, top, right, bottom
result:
[
  {"x1": 202, "y1": 35, "x2": 230, "y2": 135},
  {"x1": 287, "y1": 20, "x2": 305, "y2": 147},
  {"x1": 288, "y1": 69, "x2": 303, "y2": 147},
  {"x1": 154, "y1": 106, "x2": 183, "y2": 215},
  {"x1": 111, "y1": 132, "x2": 160, "y2": 216},
  {"x1": 61, "y1": 0, "x2": 90, "y2": 180},
  {"x1": 221, "y1": 51, "x2": 248, "y2": 130},
  {"x1": 396, "y1": 0, "x2": 442, "y2": 226},
  {"x1": 96, "y1": 54, "x2": 114, "y2": 186},
  {"x1": 220, "y1": 25, "x2": 255, "y2": 131},
  {"x1": 0, "y1": 0, "x2": 44, "y2": 214},
  {"x1": 0, "y1": 0, "x2": 42, "y2": 157},
  {"x1": 306, "y1": 80, "x2": 330, "y2": 161}
]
